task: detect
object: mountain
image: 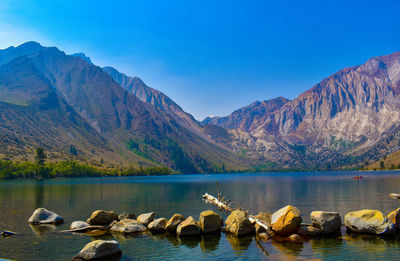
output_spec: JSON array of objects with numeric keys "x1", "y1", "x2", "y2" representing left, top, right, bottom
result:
[
  {"x1": 202, "y1": 97, "x2": 290, "y2": 131},
  {"x1": 0, "y1": 42, "x2": 249, "y2": 173},
  {"x1": 204, "y1": 52, "x2": 400, "y2": 168}
]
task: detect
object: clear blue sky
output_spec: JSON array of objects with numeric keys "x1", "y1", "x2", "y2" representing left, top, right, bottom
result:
[{"x1": 0, "y1": 0, "x2": 399, "y2": 120}]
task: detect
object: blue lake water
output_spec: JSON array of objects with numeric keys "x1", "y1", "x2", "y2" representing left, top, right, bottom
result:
[{"x1": 1, "y1": 171, "x2": 400, "y2": 260}]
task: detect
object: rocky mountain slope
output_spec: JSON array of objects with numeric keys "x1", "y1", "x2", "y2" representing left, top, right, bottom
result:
[
  {"x1": 203, "y1": 52, "x2": 400, "y2": 168},
  {"x1": 0, "y1": 42, "x2": 250, "y2": 173}
]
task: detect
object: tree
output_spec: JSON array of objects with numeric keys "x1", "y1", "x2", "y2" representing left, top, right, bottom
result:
[
  {"x1": 70, "y1": 145, "x2": 78, "y2": 156},
  {"x1": 35, "y1": 148, "x2": 47, "y2": 166},
  {"x1": 379, "y1": 160, "x2": 385, "y2": 169}
]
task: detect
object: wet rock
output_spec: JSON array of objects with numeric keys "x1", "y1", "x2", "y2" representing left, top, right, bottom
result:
[
  {"x1": 87, "y1": 210, "x2": 118, "y2": 226},
  {"x1": 110, "y1": 219, "x2": 147, "y2": 234},
  {"x1": 297, "y1": 225, "x2": 321, "y2": 238},
  {"x1": 225, "y1": 210, "x2": 253, "y2": 236},
  {"x1": 286, "y1": 234, "x2": 304, "y2": 243},
  {"x1": 177, "y1": 216, "x2": 202, "y2": 236},
  {"x1": 344, "y1": 209, "x2": 395, "y2": 235},
  {"x1": 137, "y1": 212, "x2": 155, "y2": 227},
  {"x1": 310, "y1": 211, "x2": 341, "y2": 234},
  {"x1": 271, "y1": 205, "x2": 302, "y2": 236},
  {"x1": 148, "y1": 218, "x2": 167, "y2": 231},
  {"x1": 118, "y1": 212, "x2": 136, "y2": 220},
  {"x1": 199, "y1": 210, "x2": 221, "y2": 233},
  {"x1": 70, "y1": 221, "x2": 89, "y2": 230},
  {"x1": 73, "y1": 240, "x2": 121, "y2": 260},
  {"x1": 28, "y1": 208, "x2": 64, "y2": 225},
  {"x1": 387, "y1": 207, "x2": 400, "y2": 229},
  {"x1": 165, "y1": 214, "x2": 186, "y2": 233},
  {"x1": 254, "y1": 212, "x2": 271, "y2": 234}
]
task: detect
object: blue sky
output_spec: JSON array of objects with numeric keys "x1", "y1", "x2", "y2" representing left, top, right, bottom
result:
[{"x1": 0, "y1": 0, "x2": 399, "y2": 120}]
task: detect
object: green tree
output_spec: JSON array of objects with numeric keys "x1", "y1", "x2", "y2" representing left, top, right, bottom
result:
[
  {"x1": 379, "y1": 160, "x2": 385, "y2": 169},
  {"x1": 35, "y1": 147, "x2": 47, "y2": 166},
  {"x1": 70, "y1": 145, "x2": 78, "y2": 156}
]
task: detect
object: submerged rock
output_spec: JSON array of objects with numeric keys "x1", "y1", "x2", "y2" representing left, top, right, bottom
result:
[
  {"x1": 199, "y1": 210, "x2": 221, "y2": 234},
  {"x1": 118, "y1": 212, "x2": 136, "y2": 220},
  {"x1": 87, "y1": 210, "x2": 118, "y2": 226},
  {"x1": 177, "y1": 216, "x2": 202, "y2": 236},
  {"x1": 387, "y1": 208, "x2": 400, "y2": 229},
  {"x1": 310, "y1": 211, "x2": 341, "y2": 234},
  {"x1": 148, "y1": 218, "x2": 167, "y2": 231},
  {"x1": 297, "y1": 225, "x2": 321, "y2": 238},
  {"x1": 137, "y1": 212, "x2": 155, "y2": 227},
  {"x1": 28, "y1": 208, "x2": 64, "y2": 225},
  {"x1": 70, "y1": 221, "x2": 89, "y2": 230},
  {"x1": 165, "y1": 214, "x2": 186, "y2": 233},
  {"x1": 271, "y1": 205, "x2": 302, "y2": 236},
  {"x1": 225, "y1": 210, "x2": 253, "y2": 236},
  {"x1": 73, "y1": 240, "x2": 121, "y2": 260},
  {"x1": 344, "y1": 209, "x2": 395, "y2": 235},
  {"x1": 110, "y1": 219, "x2": 147, "y2": 234}
]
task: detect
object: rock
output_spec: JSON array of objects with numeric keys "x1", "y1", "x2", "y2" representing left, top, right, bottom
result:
[
  {"x1": 271, "y1": 205, "x2": 302, "y2": 236},
  {"x1": 257, "y1": 232, "x2": 270, "y2": 241},
  {"x1": 118, "y1": 212, "x2": 136, "y2": 220},
  {"x1": 87, "y1": 210, "x2": 118, "y2": 226},
  {"x1": 110, "y1": 219, "x2": 147, "y2": 234},
  {"x1": 389, "y1": 193, "x2": 400, "y2": 200},
  {"x1": 70, "y1": 221, "x2": 89, "y2": 230},
  {"x1": 225, "y1": 210, "x2": 253, "y2": 236},
  {"x1": 297, "y1": 225, "x2": 321, "y2": 238},
  {"x1": 286, "y1": 234, "x2": 304, "y2": 243},
  {"x1": 344, "y1": 209, "x2": 395, "y2": 235},
  {"x1": 254, "y1": 212, "x2": 271, "y2": 234},
  {"x1": 73, "y1": 240, "x2": 121, "y2": 260},
  {"x1": 148, "y1": 218, "x2": 167, "y2": 231},
  {"x1": 199, "y1": 210, "x2": 221, "y2": 233},
  {"x1": 387, "y1": 208, "x2": 400, "y2": 229},
  {"x1": 165, "y1": 214, "x2": 186, "y2": 233},
  {"x1": 177, "y1": 216, "x2": 202, "y2": 236},
  {"x1": 310, "y1": 211, "x2": 341, "y2": 234},
  {"x1": 137, "y1": 212, "x2": 155, "y2": 227},
  {"x1": 28, "y1": 208, "x2": 64, "y2": 225}
]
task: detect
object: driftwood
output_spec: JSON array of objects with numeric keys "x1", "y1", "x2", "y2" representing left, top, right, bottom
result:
[
  {"x1": 202, "y1": 193, "x2": 269, "y2": 231},
  {"x1": 1, "y1": 231, "x2": 16, "y2": 237},
  {"x1": 390, "y1": 193, "x2": 400, "y2": 200},
  {"x1": 62, "y1": 225, "x2": 110, "y2": 233}
]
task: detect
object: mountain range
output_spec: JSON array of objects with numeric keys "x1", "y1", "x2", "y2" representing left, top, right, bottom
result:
[{"x1": 0, "y1": 41, "x2": 399, "y2": 172}]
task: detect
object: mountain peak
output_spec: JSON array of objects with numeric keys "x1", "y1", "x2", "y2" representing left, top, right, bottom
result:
[{"x1": 72, "y1": 52, "x2": 93, "y2": 64}]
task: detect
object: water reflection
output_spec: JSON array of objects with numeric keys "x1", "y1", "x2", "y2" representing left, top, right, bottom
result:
[
  {"x1": 226, "y1": 234, "x2": 252, "y2": 251},
  {"x1": 177, "y1": 235, "x2": 201, "y2": 248},
  {"x1": 34, "y1": 180, "x2": 44, "y2": 208},
  {"x1": 200, "y1": 233, "x2": 221, "y2": 252},
  {"x1": 29, "y1": 224, "x2": 56, "y2": 237}
]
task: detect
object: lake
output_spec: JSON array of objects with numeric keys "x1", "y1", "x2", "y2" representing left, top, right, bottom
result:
[{"x1": 1, "y1": 171, "x2": 400, "y2": 260}]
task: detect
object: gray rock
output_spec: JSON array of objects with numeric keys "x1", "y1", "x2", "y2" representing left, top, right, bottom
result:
[
  {"x1": 344, "y1": 209, "x2": 395, "y2": 235},
  {"x1": 118, "y1": 212, "x2": 136, "y2": 220},
  {"x1": 28, "y1": 208, "x2": 64, "y2": 225},
  {"x1": 137, "y1": 212, "x2": 155, "y2": 227},
  {"x1": 110, "y1": 219, "x2": 147, "y2": 234},
  {"x1": 177, "y1": 216, "x2": 202, "y2": 236},
  {"x1": 148, "y1": 218, "x2": 167, "y2": 231},
  {"x1": 73, "y1": 240, "x2": 121, "y2": 260},
  {"x1": 310, "y1": 211, "x2": 341, "y2": 234},
  {"x1": 70, "y1": 221, "x2": 89, "y2": 230}
]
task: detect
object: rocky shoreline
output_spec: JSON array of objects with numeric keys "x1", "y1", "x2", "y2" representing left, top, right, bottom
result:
[{"x1": 16, "y1": 196, "x2": 399, "y2": 261}]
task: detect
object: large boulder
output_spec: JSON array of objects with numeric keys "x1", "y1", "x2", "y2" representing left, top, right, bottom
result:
[
  {"x1": 310, "y1": 211, "x2": 341, "y2": 234},
  {"x1": 199, "y1": 210, "x2": 221, "y2": 234},
  {"x1": 344, "y1": 209, "x2": 395, "y2": 235},
  {"x1": 137, "y1": 212, "x2": 155, "y2": 227},
  {"x1": 177, "y1": 216, "x2": 202, "y2": 236},
  {"x1": 28, "y1": 208, "x2": 64, "y2": 225},
  {"x1": 387, "y1": 208, "x2": 400, "y2": 229},
  {"x1": 165, "y1": 214, "x2": 186, "y2": 233},
  {"x1": 110, "y1": 219, "x2": 147, "y2": 234},
  {"x1": 254, "y1": 212, "x2": 271, "y2": 234},
  {"x1": 73, "y1": 240, "x2": 121, "y2": 260},
  {"x1": 225, "y1": 210, "x2": 253, "y2": 236},
  {"x1": 70, "y1": 221, "x2": 89, "y2": 230},
  {"x1": 148, "y1": 218, "x2": 167, "y2": 231},
  {"x1": 87, "y1": 210, "x2": 118, "y2": 226},
  {"x1": 271, "y1": 205, "x2": 302, "y2": 236}
]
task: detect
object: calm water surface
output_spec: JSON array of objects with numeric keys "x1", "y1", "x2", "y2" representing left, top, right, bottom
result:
[{"x1": 1, "y1": 171, "x2": 400, "y2": 260}]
